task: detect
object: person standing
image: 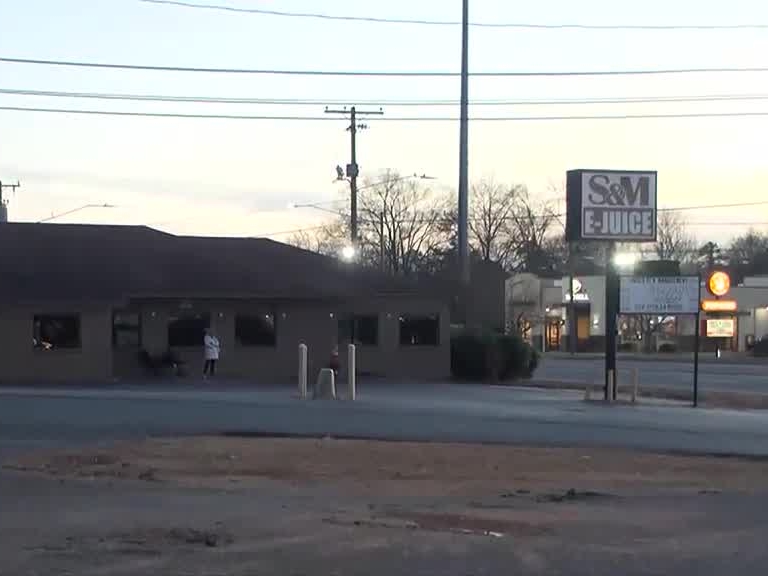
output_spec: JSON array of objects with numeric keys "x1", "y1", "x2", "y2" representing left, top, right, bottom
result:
[{"x1": 203, "y1": 328, "x2": 220, "y2": 379}]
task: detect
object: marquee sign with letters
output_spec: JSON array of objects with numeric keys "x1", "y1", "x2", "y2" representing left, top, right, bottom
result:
[{"x1": 566, "y1": 169, "x2": 658, "y2": 242}]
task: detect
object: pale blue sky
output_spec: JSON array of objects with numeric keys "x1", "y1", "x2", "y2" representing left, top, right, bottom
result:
[{"x1": 1, "y1": 0, "x2": 768, "y2": 242}]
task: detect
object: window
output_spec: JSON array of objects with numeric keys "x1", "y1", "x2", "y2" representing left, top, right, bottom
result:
[
  {"x1": 168, "y1": 313, "x2": 210, "y2": 347},
  {"x1": 399, "y1": 315, "x2": 440, "y2": 347},
  {"x1": 235, "y1": 313, "x2": 276, "y2": 347},
  {"x1": 113, "y1": 311, "x2": 141, "y2": 349},
  {"x1": 33, "y1": 315, "x2": 81, "y2": 350},
  {"x1": 339, "y1": 315, "x2": 379, "y2": 346}
]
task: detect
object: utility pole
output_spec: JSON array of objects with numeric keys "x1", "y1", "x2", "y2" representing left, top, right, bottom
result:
[
  {"x1": 458, "y1": 0, "x2": 470, "y2": 285},
  {"x1": 379, "y1": 210, "x2": 385, "y2": 272},
  {"x1": 0, "y1": 180, "x2": 21, "y2": 223},
  {"x1": 325, "y1": 106, "x2": 384, "y2": 246}
]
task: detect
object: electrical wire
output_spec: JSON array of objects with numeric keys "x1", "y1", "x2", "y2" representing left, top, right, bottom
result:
[
  {"x1": 4, "y1": 105, "x2": 768, "y2": 122},
  {"x1": 3, "y1": 57, "x2": 768, "y2": 77},
  {"x1": 4, "y1": 87, "x2": 768, "y2": 107},
  {"x1": 138, "y1": 0, "x2": 768, "y2": 30}
]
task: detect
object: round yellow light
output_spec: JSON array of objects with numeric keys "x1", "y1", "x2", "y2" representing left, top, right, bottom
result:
[{"x1": 707, "y1": 271, "x2": 731, "y2": 297}]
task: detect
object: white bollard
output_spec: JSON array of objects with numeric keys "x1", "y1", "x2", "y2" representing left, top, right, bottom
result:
[
  {"x1": 298, "y1": 343, "x2": 308, "y2": 399},
  {"x1": 347, "y1": 344, "x2": 356, "y2": 401},
  {"x1": 314, "y1": 368, "x2": 336, "y2": 399},
  {"x1": 631, "y1": 367, "x2": 639, "y2": 404}
]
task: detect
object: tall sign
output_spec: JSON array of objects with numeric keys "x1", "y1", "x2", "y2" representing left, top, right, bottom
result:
[{"x1": 566, "y1": 170, "x2": 658, "y2": 242}]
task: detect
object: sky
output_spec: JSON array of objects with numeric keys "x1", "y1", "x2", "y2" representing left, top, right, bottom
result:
[{"x1": 1, "y1": 0, "x2": 768, "y2": 244}]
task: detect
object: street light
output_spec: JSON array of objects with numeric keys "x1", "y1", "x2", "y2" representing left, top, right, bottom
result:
[
  {"x1": 613, "y1": 252, "x2": 639, "y2": 270},
  {"x1": 37, "y1": 203, "x2": 116, "y2": 223},
  {"x1": 340, "y1": 245, "x2": 356, "y2": 262}
]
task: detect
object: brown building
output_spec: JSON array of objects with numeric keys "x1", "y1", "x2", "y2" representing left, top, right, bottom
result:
[{"x1": 0, "y1": 223, "x2": 451, "y2": 384}]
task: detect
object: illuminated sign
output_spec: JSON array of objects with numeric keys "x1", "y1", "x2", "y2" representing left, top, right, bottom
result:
[
  {"x1": 707, "y1": 318, "x2": 735, "y2": 338},
  {"x1": 619, "y1": 276, "x2": 699, "y2": 315},
  {"x1": 566, "y1": 170, "x2": 658, "y2": 242},
  {"x1": 701, "y1": 299, "x2": 737, "y2": 312},
  {"x1": 707, "y1": 271, "x2": 731, "y2": 297},
  {"x1": 563, "y1": 278, "x2": 589, "y2": 302}
]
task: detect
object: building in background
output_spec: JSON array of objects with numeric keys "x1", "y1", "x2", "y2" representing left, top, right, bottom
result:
[{"x1": 506, "y1": 272, "x2": 768, "y2": 354}]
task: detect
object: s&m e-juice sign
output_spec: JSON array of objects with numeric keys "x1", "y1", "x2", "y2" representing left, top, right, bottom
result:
[{"x1": 565, "y1": 170, "x2": 657, "y2": 242}]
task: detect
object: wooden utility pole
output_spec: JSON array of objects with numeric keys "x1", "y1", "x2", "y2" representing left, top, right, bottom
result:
[
  {"x1": 324, "y1": 106, "x2": 384, "y2": 246},
  {"x1": 0, "y1": 180, "x2": 21, "y2": 223}
]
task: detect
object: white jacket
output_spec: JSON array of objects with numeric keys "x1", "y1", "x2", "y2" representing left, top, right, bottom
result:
[{"x1": 204, "y1": 335, "x2": 220, "y2": 360}]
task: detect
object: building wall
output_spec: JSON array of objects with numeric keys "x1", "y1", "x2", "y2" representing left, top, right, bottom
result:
[
  {"x1": 129, "y1": 298, "x2": 450, "y2": 383},
  {"x1": 1, "y1": 296, "x2": 450, "y2": 384},
  {"x1": 0, "y1": 305, "x2": 112, "y2": 382}
]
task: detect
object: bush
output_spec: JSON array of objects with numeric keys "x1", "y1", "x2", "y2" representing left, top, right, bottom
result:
[
  {"x1": 658, "y1": 343, "x2": 676, "y2": 353},
  {"x1": 618, "y1": 342, "x2": 635, "y2": 352},
  {"x1": 451, "y1": 329, "x2": 539, "y2": 382},
  {"x1": 753, "y1": 337, "x2": 768, "y2": 357}
]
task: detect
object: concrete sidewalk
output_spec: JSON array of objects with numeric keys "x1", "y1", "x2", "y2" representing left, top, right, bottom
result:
[{"x1": 543, "y1": 351, "x2": 767, "y2": 364}]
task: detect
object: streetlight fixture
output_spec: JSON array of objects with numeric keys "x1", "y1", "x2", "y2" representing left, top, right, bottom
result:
[
  {"x1": 613, "y1": 252, "x2": 639, "y2": 270},
  {"x1": 340, "y1": 245, "x2": 356, "y2": 262},
  {"x1": 37, "y1": 203, "x2": 116, "y2": 224}
]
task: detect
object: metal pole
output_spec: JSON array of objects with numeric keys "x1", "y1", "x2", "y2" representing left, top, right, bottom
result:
[
  {"x1": 350, "y1": 106, "x2": 358, "y2": 244},
  {"x1": 457, "y1": 0, "x2": 470, "y2": 285},
  {"x1": 569, "y1": 273, "x2": 577, "y2": 354},
  {"x1": 605, "y1": 243, "x2": 618, "y2": 401},
  {"x1": 694, "y1": 276, "x2": 701, "y2": 407}
]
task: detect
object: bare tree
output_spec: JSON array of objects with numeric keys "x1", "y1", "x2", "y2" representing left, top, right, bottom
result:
[
  {"x1": 726, "y1": 230, "x2": 768, "y2": 279},
  {"x1": 468, "y1": 180, "x2": 520, "y2": 266},
  {"x1": 288, "y1": 171, "x2": 450, "y2": 276},
  {"x1": 508, "y1": 190, "x2": 559, "y2": 273},
  {"x1": 359, "y1": 170, "x2": 449, "y2": 276},
  {"x1": 654, "y1": 211, "x2": 695, "y2": 262},
  {"x1": 287, "y1": 216, "x2": 348, "y2": 257}
]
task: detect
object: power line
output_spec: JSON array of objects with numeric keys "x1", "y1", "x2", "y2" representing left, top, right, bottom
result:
[
  {"x1": 6, "y1": 87, "x2": 768, "y2": 107},
  {"x1": 3, "y1": 56, "x2": 768, "y2": 78},
  {"x1": 138, "y1": 0, "x2": 768, "y2": 30},
  {"x1": 4, "y1": 105, "x2": 768, "y2": 122}
]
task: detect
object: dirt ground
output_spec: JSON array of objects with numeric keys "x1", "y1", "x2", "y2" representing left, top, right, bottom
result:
[{"x1": 4, "y1": 437, "x2": 768, "y2": 575}]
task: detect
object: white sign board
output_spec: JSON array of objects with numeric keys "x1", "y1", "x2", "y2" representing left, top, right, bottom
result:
[
  {"x1": 567, "y1": 170, "x2": 657, "y2": 242},
  {"x1": 707, "y1": 318, "x2": 735, "y2": 338},
  {"x1": 619, "y1": 276, "x2": 699, "y2": 315}
]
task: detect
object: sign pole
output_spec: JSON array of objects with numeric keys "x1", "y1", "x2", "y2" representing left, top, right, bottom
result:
[
  {"x1": 605, "y1": 243, "x2": 618, "y2": 401},
  {"x1": 693, "y1": 275, "x2": 701, "y2": 408}
]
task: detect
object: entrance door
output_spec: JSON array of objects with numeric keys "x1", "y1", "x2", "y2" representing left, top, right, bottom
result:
[{"x1": 546, "y1": 321, "x2": 561, "y2": 351}]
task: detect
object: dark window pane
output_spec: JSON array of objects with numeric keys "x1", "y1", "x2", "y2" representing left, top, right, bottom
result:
[
  {"x1": 399, "y1": 315, "x2": 440, "y2": 347},
  {"x1": 113, "y1": 312, "x2": 141, "y2": 349},
  {"x1": 168, "y1": 314, "x2": 210, "y2": 347},
  {"x1": 354, "y1": 315, "x2": 378, "y2": 346},
  {"x1": 235, "y1": 314, "x2": 276, "y2": 347},
  {"x1": 33, "y1": 315, "x2": 81, "y2": 350},
  {"x1": 338, "y1": 315, "x2": 379, "y2": 346}
]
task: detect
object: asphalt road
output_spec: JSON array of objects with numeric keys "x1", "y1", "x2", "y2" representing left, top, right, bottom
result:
[
  {"x1": 535, "y1": 356, "x2": 768, "y2": 394},
  {"x1": 2, "y1": 381, "x2": 768, "y2": 458}
]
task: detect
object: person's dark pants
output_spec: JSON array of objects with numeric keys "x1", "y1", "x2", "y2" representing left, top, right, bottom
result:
[{"x1": 203, "y1": 359, "x2": 217, "y2": 377}]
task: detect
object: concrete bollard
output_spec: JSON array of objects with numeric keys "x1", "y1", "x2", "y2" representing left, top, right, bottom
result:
[
  {"x1": 314, "y1": 368, "x2": 336, "y2": 400},
  {"x1": 631, "y1": 367, "x2": 639, "y2": 404},
  {"x1": 298, "y1": 344, "x2": 308, "y2": 399},
  {"x1": 347, "y1": 344, "x2": 356, "y2": 401}
]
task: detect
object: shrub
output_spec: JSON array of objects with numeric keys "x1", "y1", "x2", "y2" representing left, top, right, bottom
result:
[
  {"x1": 618, "y1": 342, "x2": 635, "y2": 352},
  {"x1": 658, "y1": 343, "x2": 676, "y2": 353},
  {"x1": 753, "y1": 337, "x2": 768, "y2": 357},
  {"x1": 451, "y1": 329, "x2": 539, "y2": 382}
]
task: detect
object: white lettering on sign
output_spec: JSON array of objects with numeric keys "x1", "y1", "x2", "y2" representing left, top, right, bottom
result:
[
  {"x1": 581, "y1": 172, "x2": 657, "y2": 241},
  {"x1": 706, "y1": 318, "x2": 735, "y2": 338},
  {"x1": 619, "y1": 276, "x2": 699, "y2": 315}
]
